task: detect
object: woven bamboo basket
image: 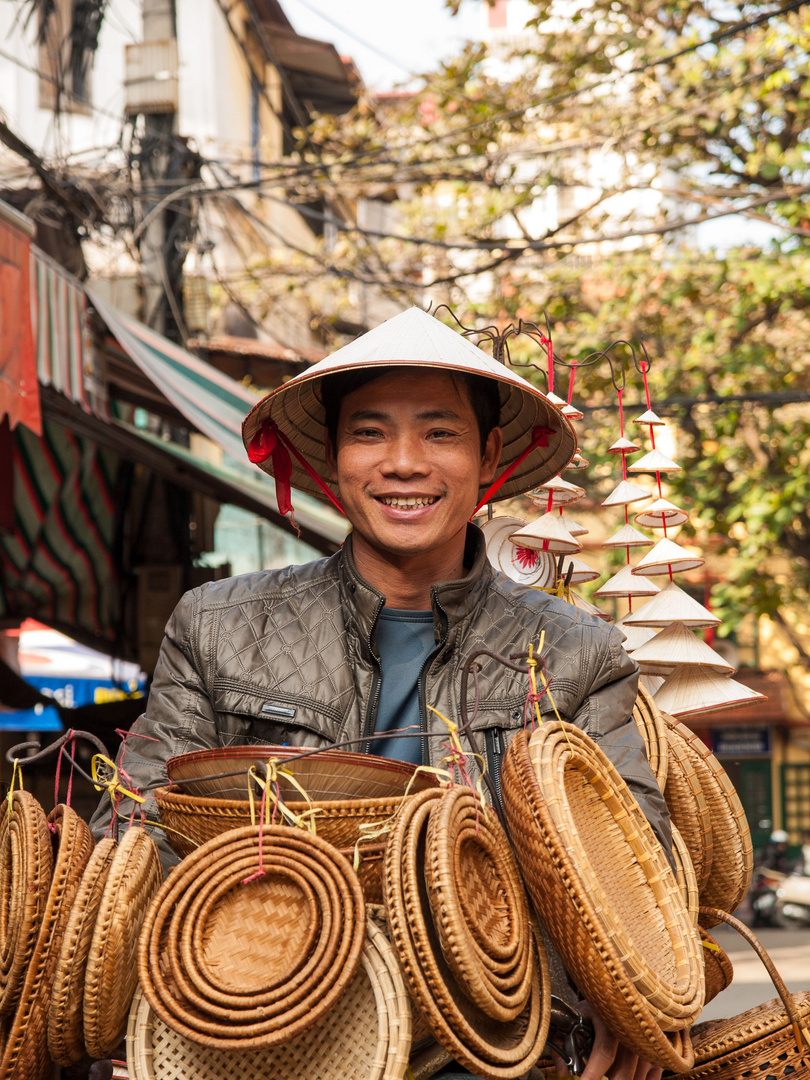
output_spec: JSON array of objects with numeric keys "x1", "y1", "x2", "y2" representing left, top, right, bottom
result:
[
  {"x1": 632, "y1": 684, "x2": 669, "y2": 792},
  {"x1": 501, "y1": 726, "x2": 698, "y2": 1073},
  {"x1": 138, "y1": 824, "x2": 365, "y2": 1050},
  {"x1": 0, "y1": 790, "x2": 53, "y2": 1020},
  {"x1": 663, "y1": 724, "x2": 714, "y2": 893},
  {"x1": 127, "y1": 917, "x2": 411, "y2": 1080},
  {"x1": 671, "y1": 824, "x2": 700, "y2": 929},
  {"x1": 155, "y1": 786, "x2": 408, "y2": 859},
  {"x1": 699, "y1": 927, "x2": 734, "y2": 1006},
  {"x1": 383, "y1": 787, "x2": 550, "y2": 1079},
  {"x1": 661, "y1": 715, "x2": 753, "y2": 923},
  {"x1": 0, "y1": 805, "x2": 94, "y2": 1080},
  {"x1": 664, "y1": 908, "x2": 810, "y2": 1080}
]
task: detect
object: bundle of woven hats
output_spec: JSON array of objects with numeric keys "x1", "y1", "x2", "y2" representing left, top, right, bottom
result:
[{"x1": 0, "y1": 789, "x2": 162, "y2": 1080}]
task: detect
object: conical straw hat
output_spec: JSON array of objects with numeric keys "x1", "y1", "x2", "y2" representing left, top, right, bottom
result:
[
  {"x1": 614, "y1": 613, "x2": 657, "y2": 652},
  {"x1": 603, "y1": 523, "x2": 653, "y2": 549},
  {"x1": 561, "y1": 403, "x2": 584, "y2": 420},
  {"x1": 558, "y1": 555, "x2": 600, "y2": 584},
  {"x1": 634, "y1": 409, "x2": 665, "y2": 426},
  {"x1": 608, "y1": 437, "x2": 641, "y2": 454},
  {"x1": 627, "y1": 449, "x2": 682, "y2": 474},
  {"x1": 601, "y1": 480, "x2": 652, "y2": 507},
  {"x1": 654, "y1": 667, "x2": 766, "y2": 718},
  {"x1": 569, "y1": 591, "x2": 611, "y2": 621},
  {"x1": 557, "y1": 514, "x2": 588, "y2": 537},
  {"x1": 526, "y1": 476, "x2": 585, "y2": 507},
  {"x1": 594, "y1": 564, "x2": 660, "y2": 599},
  {"x1": 482, "y1": 516, "x2": 556, "y2": 587},
  {"x1": 634, "y1": 498, "x2": 689, "y2": 529},
  {"x1": 630, "y1": 622, "x2": 734, "y2": 675},
  {"x1": 639, "y1": 674, "x2": 665, "y2": 696},
  {"x1": 632, "y1": 538, "x2": 705, "y2": 577},
  {"x1": 563, "y1": 452, "x2": 589, "y2": 471},
  {"x1": 242, "y1": 307, "x2": 577, "y2": 503},
  {"x1": 509, "y1": 513, "x2": 582, "y2": 554},
  {"x1": 621, "y1": 582, "x2": 720, "y2": 628}
]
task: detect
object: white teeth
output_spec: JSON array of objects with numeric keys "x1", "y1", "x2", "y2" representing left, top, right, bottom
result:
[{"x1": 379, "y1": 496, "x2": 437, "y2": 508}]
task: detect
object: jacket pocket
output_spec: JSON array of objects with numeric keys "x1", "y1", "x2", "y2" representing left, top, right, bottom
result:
[{"x1": 211, "y1": 684, "x2": 342, "y2": 748}]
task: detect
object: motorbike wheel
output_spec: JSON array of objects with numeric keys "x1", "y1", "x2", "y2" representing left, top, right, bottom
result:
[{"x1": 771, "y1": 901, "x2": 810, "y2": 928}]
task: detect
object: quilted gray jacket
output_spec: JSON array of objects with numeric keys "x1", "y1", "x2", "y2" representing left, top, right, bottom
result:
[{"x1": 90, "y1": 525, "x2": 670, "y2": 865}]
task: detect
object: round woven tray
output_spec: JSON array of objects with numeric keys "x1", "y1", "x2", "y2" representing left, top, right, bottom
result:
[
  {"x1": 155, "y1": 787, "x2": 407, "y2": 859},
  {"x1": 0, "y1": 804, "x2": 94, "y2": 1080},
  {"x1": 167, "y1": 745, "x2": 437, "y2": 801},
  {"x1": 83, "y1": 828, "x2": 163, "y2": 1060},
  {"x1": 699, "y1": 928, "x2": 733, "y2": 1006},
  {"x1": 139, "y1": 825, "x2": 365, "y2": 1050},
  {"x1": 501, "y1": 726, "x2": 698, "y2": 1073},
  {"x1": 0, "y1": 790, "x2": 53, "y2": 1020},
  {"x1": 632, "y1": 684, "x2": 669, "y2": 792},
  {"x1": 663, "y1": 726, "x2": 714, "y2": 893},
  {"x1": 671, "y1": 824, "x2": 699, "y2": 929},
  {"x1": 127, "y1": 917, "x2": 410, "y2": 1080},
  {"x1": 662, "y1": 715, "x2": 752, "y2": 922},
  {"x1": 383, "y1": 787, "x2": 550, "y2": 1079},
  {"x1": 48, "y1": 836, "x2": 118, "y2": 1066}
]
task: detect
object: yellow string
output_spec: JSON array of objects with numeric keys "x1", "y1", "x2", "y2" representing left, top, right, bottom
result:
[
  {"x1": 426, "y1": 706, "x2": 489, "y2": 814},
  {"x1": 110, "y1": 805, "x2": 201, "y2": 849},
  {"x1": 91, "y1": 754, "x2": 145, "y2": 804},
  {"x1": 404, "y1": 1068, "x2": 416, "y2": 1080},
  {"x1": 700, "y1": 939, "x2": 721, "y2": 953},
  {"x1": 246, "y1": 762, "x2": 320, "y2": 834}
]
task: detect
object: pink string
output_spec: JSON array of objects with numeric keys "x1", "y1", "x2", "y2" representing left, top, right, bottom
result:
[
  {"x1": 567, "y1": 361, "x2": 577, "y2": 406},
  {"x1": 242, "y1": 780, "x2": 270, "y2": 884}
]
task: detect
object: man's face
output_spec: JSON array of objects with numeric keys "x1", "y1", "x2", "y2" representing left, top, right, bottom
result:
[{"x1": 325, "y1": 369, "x2": 502, "y2": 564}]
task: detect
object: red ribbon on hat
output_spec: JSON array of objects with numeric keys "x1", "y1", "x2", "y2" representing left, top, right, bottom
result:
[
  {"x1": 247, "y1": 420, "x2": 346, "y2": 525},
  {"x1": 473, "y1": 425, "x2": 555, "y2": 515}
]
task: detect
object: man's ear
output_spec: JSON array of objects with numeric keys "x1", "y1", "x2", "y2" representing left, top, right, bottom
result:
[
  {"x1": 479, "y1": 427, "x2": 503, "y2": 486},
  {"x1": 324, "y1": 429, "x2": 338, "y2": 482}
]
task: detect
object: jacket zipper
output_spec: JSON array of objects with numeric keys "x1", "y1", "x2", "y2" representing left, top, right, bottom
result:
[
  {"x1": 418, "y1": 588, "x2": 449, "y2": 767},
  {"x1": 485, "y1": 727, "x2": 504, "y2": 812},
  {"x1": 361, "y1": 597, "x2": 385, "y2": 754}
]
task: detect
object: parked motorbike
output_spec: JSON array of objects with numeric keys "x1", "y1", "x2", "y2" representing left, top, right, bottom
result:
[{"x1": 749, "y1": 866, "x2": 810, "y2": 928}]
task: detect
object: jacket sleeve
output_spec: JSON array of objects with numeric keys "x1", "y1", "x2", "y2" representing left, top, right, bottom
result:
[
  {"x1": 570, "y1": 623, "x2": 673, "y2": 860},
  {"x1": 89, "y1": 587, "x2": 218, "y2": 870}
]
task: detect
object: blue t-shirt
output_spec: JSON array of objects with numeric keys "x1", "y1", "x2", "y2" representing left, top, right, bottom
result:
[{"x1": 369, "y1": 607, "x2": 435, "y2": 764}]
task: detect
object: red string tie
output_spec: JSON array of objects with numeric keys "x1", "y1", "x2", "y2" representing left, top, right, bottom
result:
[
  {"x1": 248, "y1": 420, "x2": 345, "y2": 530},
  {"x1": 474, "y1": 425, "x2": 556, "y2": 514}
]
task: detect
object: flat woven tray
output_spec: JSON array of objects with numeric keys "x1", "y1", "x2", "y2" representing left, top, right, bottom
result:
[
  {"x1": 663, "y1": 727, "x2": 714, "y2": 893},
  {"x1": 671, "y1": 824, "x2": 699, "y2": 929},
  {"x1": 632, "y1": 684, "x2": 669, "y2": 792},
  {"x1": 662, "y1": 715, "x2": 753, "y2": 923},
  {"x1": 0, "y1": 790, "x2": 53, "y2": 1020},
  {"x1": 48, "y1": 836, "x2": 118, "y2": 1066},
  {"x1": 138, "y1": 824, "x2": 365, "y2": 1050},
  {"x1": 0, "y1": 804, "x2": 93, "y2": 1080},
  {"x1": 155, "y1": 787, "x2": 408, "y2": 859},
  {"x1": 127, "y1": 917, "x2": 411, "y2": 1080},
  {"x1": 84, "y1": 828, "x2": 164, "y2": 1060},
  {"x1": 383, "y1": 787, "x2": 550, "y2": 1079},
  {"x1": 501, "y1": 726, "x2": 698, "y2": 1073}
]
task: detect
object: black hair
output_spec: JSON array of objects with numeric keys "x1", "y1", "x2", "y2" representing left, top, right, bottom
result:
[{"x1": 321, "y1": 367, "x2": 501, "y2": 455}]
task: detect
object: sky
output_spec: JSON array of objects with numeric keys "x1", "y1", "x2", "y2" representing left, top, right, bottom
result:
[{"x1": 281, "y1": 0, "x2": 482, "y2": 90}]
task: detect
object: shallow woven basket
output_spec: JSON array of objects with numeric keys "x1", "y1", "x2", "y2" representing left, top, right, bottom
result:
[
  {"x1": 699, "y1": 927, "x2": 734, "y2": 1006},
  {"x1": 384, "y1": 787, "x2": 550, "y2": 1080},
  {"x1": 127, "y1": 917, "x2": 411, "y2": 1080},
  {"x1": 663, "y1": 723, "x2": 714, "y2": 894},
  {"x1": 83, "y1": 828, "x2": 164, "y2": 1060},
  {"x1": 671, "y1": 824, "x2": 700, "y2": 929},
  {"x1": 0, "y1": 790, "x2": 53, "y2": 1020},
  {"x1": 632, "y1": 684, "x2": 669, "y2": 792},
  {"x1": 662, "y1": 715, "x2": 753, "y2": 923},
  {"x1": 167, "y1": 745, "x2": 437, "y2": 801},
  {"x1": 501, "y1": 726, "x2": 699, "y2": 1073},
  {"x1": 155, "y1": 787, "x2": 407, "y2": 859},
  {"x1": 0, "y1": 805, "x2": 94, "y2": 1080},
  {"x1": 138, "y1": 824, "x2": 365, "y2": 1050},
  {"x1": 664, "y1": 908, "x2": 810, "y2": 1080},
  {"x1": 48, "y1": 837, "x2": 118, "y2": 1066}
]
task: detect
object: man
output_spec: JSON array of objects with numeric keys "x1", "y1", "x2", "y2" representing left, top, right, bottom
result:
[{"x1": 91, "y1": 307, "x2": 671, "y2": 1080}]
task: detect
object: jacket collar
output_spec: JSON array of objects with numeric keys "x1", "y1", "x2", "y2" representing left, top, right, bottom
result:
[{"x1": 337, "y1": 524, "x2": 494, "y2": 652}]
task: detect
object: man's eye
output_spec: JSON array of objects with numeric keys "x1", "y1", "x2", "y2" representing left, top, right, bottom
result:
[{"x1": 428, "y1": 429, "x2": 457, "y2": 439}]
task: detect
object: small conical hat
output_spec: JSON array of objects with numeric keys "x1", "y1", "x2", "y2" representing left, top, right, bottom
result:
[
  {"x1": 594, "y1": 563, "x2": 660, "y2": 598},
  {"x1": 634, "y1": 498, "x2": 689, "y2": 529},
  {"x1": 630, "y1": 621, "x2": 734, "y2": 675},
  {"x1": 562, "y1": 451, "x2": 588, "y2": 471},
  {"x1": 627, "y1": 449, "x2": 682, "y2": 474},
  {"x1": 508, "y1": 513, "x2": 582, "y2": 553},
  {"x1": 621, "y1": 581, "x2": 720, "y2": 628},
  {"x1": 559, "y1": 555, "x2": 600, "y2": 584},
  {"x1": 614, "y1": 614, "x2": 657, "y2": 652},
  {"x1": 242, "y1": 307, "x2": 577, "y2": 503},
  {"x1": 570, "y1": 591, "x2": 611, "y2": 621},
  {"x1": 527, "y1": 476, "x2": 586, "y2": 507},
  {"x1": 608, "y1": 437, "x2": 641, "y2": 454},
  {"x1": 654, "y1": 667, "x2": 766, "y2": 718},
  {"x1": 603, "y1": 523, "x2": 653, "y2": 550},
  {"x1": 601, "y1": 480, "x2": 651, "y2": 507},
  {"x1": 634, "y1": 409, "x2": 665, "y2": 426},
  {"x1": 558, "y1": 514, "x2": 588, "y2": 537},
  {"x1": 545, "y1": 391, "x2": 567, "y2": 408},
  {"x1": 561, "y1": 403, "x2": 584, "y2": 420},
  {"x1": 639, "y1": 674, "x2": 666, "y2": 695},
  {"x1": 632, "y1": 537, "x2": 705, "y2": 576}
]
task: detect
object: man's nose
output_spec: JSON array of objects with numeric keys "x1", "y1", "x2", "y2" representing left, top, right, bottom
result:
[{"x1": 379, "y1": 433, "x2": 429, "y2": 475}]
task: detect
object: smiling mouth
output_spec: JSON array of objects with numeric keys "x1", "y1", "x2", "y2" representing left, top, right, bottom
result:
[{"x1": 375, "y1": 496, "x2": 440, "y2": 509}]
